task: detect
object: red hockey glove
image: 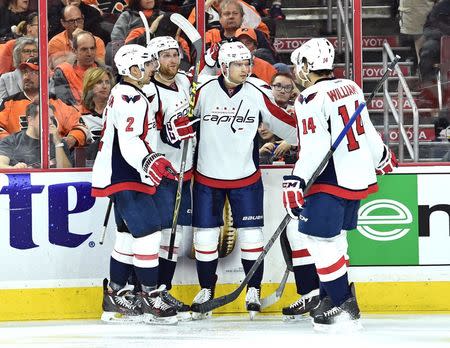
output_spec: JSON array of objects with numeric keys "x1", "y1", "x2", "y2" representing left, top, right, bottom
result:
[
  {"x1": 163, "y1": 116, "x2": 199, "y2": 145},
  {"x1": 282, "y1": 175, "x2": 306, "y2": 219},
  {"x1": 204, "y1": 43, "x2": 220, "y2": 68},
  {"x1": 142, "y1": 153, "x2": 177, "y2": 185},
  {"x1": 376, "y1": 145, "x2": 398, "y2": 175}
]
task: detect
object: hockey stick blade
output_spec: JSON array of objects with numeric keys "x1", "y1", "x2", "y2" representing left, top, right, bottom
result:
[
  {"x1": 170, "y1": 13, "x2": 201, "y2": 44},
  {"x1": 197, "y1": 55, "x2": 401, "y2": 313},
  {"x1": 138, "y1": 11, "x2": 151, "y2": 47},
  {"x1": 260, "y1": 267, "x2": 290, "y2": 309}
]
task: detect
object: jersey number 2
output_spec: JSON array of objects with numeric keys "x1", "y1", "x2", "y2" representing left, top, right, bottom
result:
[
  {"x1": 338, "y1": 101, "x2": 365, "y2": 151},
  {"x1": 126, "y1": 117, "x2": 134, "y2": 132}
]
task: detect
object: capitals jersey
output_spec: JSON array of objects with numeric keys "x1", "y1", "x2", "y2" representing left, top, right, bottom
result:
[
  {"x1": 142, "y1": 72, "x2": 195, "y2": 181},
  {"x1": 194, "y1": 75, "x2": 297, "y2": 189},
  {"x1": 91, "y1": 81, "x2": 159, "y2": 197},
  {"x1": 293, "y1": 77, "x2": 385, "y2": 200}
]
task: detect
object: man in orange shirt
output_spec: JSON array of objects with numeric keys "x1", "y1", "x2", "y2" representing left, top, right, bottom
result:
[
  {"x1": 51, "y1": 30, "x2": 107, "y2": 108},
  {"x1": 48, "y1": 5, "x2": 105, "y2": 66}
]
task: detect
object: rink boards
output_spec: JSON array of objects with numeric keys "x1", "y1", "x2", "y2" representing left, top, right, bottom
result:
[{"x1": 0, "y1": 167, "x2": 449, "y2": 320}]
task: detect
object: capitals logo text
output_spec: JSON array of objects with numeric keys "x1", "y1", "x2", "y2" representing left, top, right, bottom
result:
[{"x1": 203, "y1": 101, "x2": 255, "y2": 133}]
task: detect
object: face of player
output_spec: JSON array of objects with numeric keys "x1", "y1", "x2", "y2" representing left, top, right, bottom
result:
[
  {"x1": 294, "y1": 63, "x2": 312, "y2": 88},
  {"x1": 137, "y1": 59, "x2": 159, "y2": 84},
  {"x1": 271, "y1": 75, "x2": 294, "y2": 106},
  {"x1": 92, "y1": 73, "x2": 112, "y2": 101},
  {"x1": 227, "y1": 59, "x2": 252, "y2": 85},
  {"x1": 139, "y1": 0, "x2": 155, "y2": 10},
  {"x1": 158, "y1": 49, "x2": 180, "y2": 79}
]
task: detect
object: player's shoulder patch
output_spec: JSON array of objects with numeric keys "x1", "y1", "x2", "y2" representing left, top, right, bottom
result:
[{"x1": 121, "y1": 95, "x2": 141, "y2": 103}]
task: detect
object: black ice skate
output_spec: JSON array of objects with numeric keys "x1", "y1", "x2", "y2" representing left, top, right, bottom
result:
[
  {"x1": 138, "y1": 285, "x2": 178, "y2": 325},
  {"x1": 191, "y1": 287, "x2": 214, "y2": 320},
  {"x1": 245, "y1": 287, "x2": 261, "y2": 320},
  {"x1": 282, "y1": 289, "x2": 319, "y2": 322},
  {"x1": 101, "y1": 279, "x2": 143, "y2": 323},
  {"x1": 313, "y1": 285, "x2": 362, "y2": 332},
  {"x1": 309, "y1": 296, "x2": 333, "y2": 318},
  {"x1": 160, "y1": 290, "x2": 192, "y2": 321}
]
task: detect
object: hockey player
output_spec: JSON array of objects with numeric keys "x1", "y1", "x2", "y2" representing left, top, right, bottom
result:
[
  {"x1": 190, "y1": 41, "x2": 297, "y2": 320},
  {"x1": 142, "y1": 36, "x2": 198, "y2": 321},
  {"x1": 91, "y1": 44, "x2": 193, "y2": 325},
  {"x1": 283, "y1": 38, "x2": 398, "y2": 330}
]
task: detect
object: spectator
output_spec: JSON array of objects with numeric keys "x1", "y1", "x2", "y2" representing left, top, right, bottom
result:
[
  {"x1": 0, "y1": 12, "x2": 38, "y2": 75},
  {"x1": 51, "y1": 30, "x2": 107, "y2": 107},
  {"x1": 205, "y1": 0, "x2": 276, "y2": 60},
  {"x1": 258, "y1": 72, "x2": 297, "y2": 164},
  {"x1": 0, "y1": 37, "x2": 38, "y2": 101},
  {"x1": 48, "y1": 5, "x2": 106, "y2": 66},
  {"x1": 0, "y1": 102, "x2": 73, "y2": 168},
  {"x1": 0, "y1": 57, "x2": 89, "y2": 148},
  {"x1": 398, "y1": 0, "x2": 435, "y2": 62},
  {"x1": 235, "y1": 27, "x2": 276, "y2": 83},
  {"x1": 0, "y1": 0, "x2": 31, "y2": 42},
  {"x1": 47, "y1": 0, "x2": 112, "y2": 44},
  {"x1": 248, "y1": 0, "x2": 285, "y2": 20},
  {"x1": 80, "y1": 66, "x2": 114, "y2": 163}
]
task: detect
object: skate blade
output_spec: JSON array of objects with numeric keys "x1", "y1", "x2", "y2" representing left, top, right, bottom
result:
[
  {"x1": 248, "y1": 311, "x2": 258, "y2": 320},
  {"x1": 313, "y1": 318, "x2": 363, "y2": 333},
  {"x1": 191, "y1": 311, "x2": 212, "y2": 320},
  {"x1": 177, "y1": 311, "x2": 192, "y2": 321},
  {"x1": 142, "y1": 313, "x2": 178, "y2": 325},
  {"x1": 101, "y1": 311, "x2": 143, "y2": 324},
  {"x1": 282, "y1": 313, "x2": 310, "y2": 322}
]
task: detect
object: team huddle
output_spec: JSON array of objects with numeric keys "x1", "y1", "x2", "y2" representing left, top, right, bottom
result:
[{"x1": 91, "y1": 36, "x2": 397, "y2": 330}]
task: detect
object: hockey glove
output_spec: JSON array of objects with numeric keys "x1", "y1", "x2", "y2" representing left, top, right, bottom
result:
[
  {"x1": 376, "y1": 145, "x2": 398, "y2": 175},
  {"x1": 282, "y1": 175, "x2": 306, "y2": 219},
  {"x1": 161, "y1": 116, "x2": 199, "y2": 146},
  {"x1": 142, "y1": 153, "x2": 177, "y2": 185},
  {"x1": 204, "y1": 43, "x2": 220, "y2": 68}
]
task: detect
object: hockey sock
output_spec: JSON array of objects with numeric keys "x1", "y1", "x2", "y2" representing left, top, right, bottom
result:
[
  {"x1": 128, "y1": 268, "x2": 142, "y2": 292},
  {"x1": 293, "y1": 264, "x2": 320, "y2": 295},
  {"x1": 134, "y1": 266, "x2": 158, "y2": 289},
  {"x1": 110, "y1": 257, "x2": 132, "y2": 288},
  {"x1": 319, "y1": 283, "x2": 328, "y2": 299},
  {"x1": 320, "y1": 273, "x2": 352, "y2": 307},
  {"x1": 158, "y1": 257, "x2": 176, "y2": 290},
  {"x1": 196, "y1": 259, "x2": 218, "y2": 288},
  {"x1": 241, "y1": 259, "x2": 264, "y2": 288}
]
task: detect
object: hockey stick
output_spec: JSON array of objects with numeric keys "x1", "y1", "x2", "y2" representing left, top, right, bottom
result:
[
  {"x1": 195, "y1": 55, "x2": 401, "y2": 314},
  {"x1": 138, "y1": 11, "x2": 151, "y2": 46},
  {"x1": 99, "y1": 199, "x2": 113, "y2": 245},
  {"x1": 167, "y1": 13, "x2": 202, "y2": 260},
  {"x1": 260, "y1": 267, "x2": 290, "y2": 309}
]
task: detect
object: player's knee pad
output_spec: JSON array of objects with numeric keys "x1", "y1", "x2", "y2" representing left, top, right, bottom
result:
[
  {"x1": 132, "y1": 231, "x2": 161, "y2": 268},
  {"x1": 238, "y1": 227, "x2": 264, "y2": 261},
  {"x1": 159, "y1": 227, "x2": 182, "y2": 261},
  {"x1": 111, "y1": 230, "x2": 134, "y2": 265},
  {"x1": 193, "y1": 227, "x2": 220, "y2": 262},
  {"x1": 303, "y1": 232, "x2": 348, "y2": 282},
  {"x1": 287, "y1": 222, "x2": 314, "y2": 267}
]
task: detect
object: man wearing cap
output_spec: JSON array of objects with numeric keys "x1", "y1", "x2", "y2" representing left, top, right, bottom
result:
[{"x1": 0, "y1": 57, "x2": 89, "y2": 149}]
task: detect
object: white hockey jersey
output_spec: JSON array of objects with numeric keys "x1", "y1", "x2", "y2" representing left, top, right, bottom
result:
[
  {"x1": 142, "y1": 72, "x2": 195, "y2": 181},
  {"x1": 293, "y1": 77, "x2": 385, "y2": 200},
  {"x1": 91, "y1": 81, "x2": 159, "y2": 197},
  {"x1": 194, "y1": 75, "x2": 297, "y2": 188}
]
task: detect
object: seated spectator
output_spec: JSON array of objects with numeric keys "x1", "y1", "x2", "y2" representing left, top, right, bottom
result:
[
  {"x1": 0, "y1": 57, "x2": 89, "y2": 148},
  {"x1": 0, "y1": 102, "x2": 73, "y2": 168},
  {"x1": 0, "y1": 12, "x2": 38, "y2": 74},
  {"x1": 235, "y1": 27, "x2": 276, "y2": 83},
  {"x1": 270, "y1": 71, "x2": 297, "y2": 114},
  {"x1": 205, "y1": 0, "x2": 276, "y2": 60},
  {"x1": 51, "y1": 30, "x2": 108, "y2": 107},
  {"x1": 47, "y1": 0, "x2": 112, "y2": 45},
  {"x1": 0, "y1": 37, "x2": 38, "y2": 101},
  {"x1": 0, "y1": 0, "x2": 31, "y2": 42},
  {"x1": 80, "y1": 66, "x2": 114, "y2": 163},
  {"x1": 48, "y1": 5, "x2": 106, "y2": 65}
]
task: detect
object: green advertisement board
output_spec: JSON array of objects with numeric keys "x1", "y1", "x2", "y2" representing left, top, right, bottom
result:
[{"x1": 348, "y1": 174, "x2": 419, "y2": 266}]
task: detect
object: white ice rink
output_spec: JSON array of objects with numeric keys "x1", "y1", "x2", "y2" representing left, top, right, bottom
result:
[{"x1": 1, "y1": 314, "x2": 449, "y2": 348}]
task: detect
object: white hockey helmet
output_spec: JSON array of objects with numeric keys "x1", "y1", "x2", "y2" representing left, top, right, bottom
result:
[
  {"x1": 114, "y1": 44, "x2": 157, "y2": 80},
  {"x1": 148, "y1": 36, "x2": 180, "y2": 56},
  {"x1": 291, "y1": 38, "x2": 335, "y2": 72},
  {"x1": 218, "y1": 41, "x2": 253, "y2": 69}
]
